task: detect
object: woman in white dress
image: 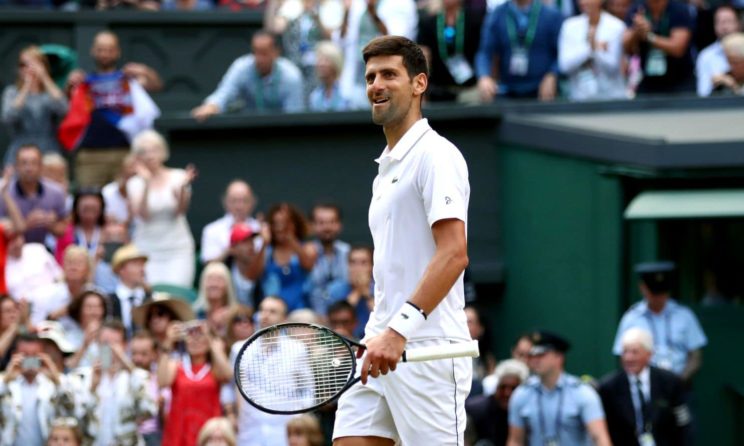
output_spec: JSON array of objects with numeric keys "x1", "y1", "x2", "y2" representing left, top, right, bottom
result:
[
  {"x1": 558, "y1": 0, "x2": 628, "y2": 101},
  {"x1": 127, "y1": 130, "x2": 196, "y2": 287}
]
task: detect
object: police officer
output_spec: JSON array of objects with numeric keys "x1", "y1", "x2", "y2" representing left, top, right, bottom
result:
[
  {"x1": 507, "y1": 331, "x2": 612, "y2": 446},
  {"x1": 612, "y1": 261, "x2": 707, "y2": 383}
]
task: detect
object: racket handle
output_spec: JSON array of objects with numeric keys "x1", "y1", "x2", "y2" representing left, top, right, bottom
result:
[{"x1": 401, "y1": 340, "x2": 480, "y2": 362}]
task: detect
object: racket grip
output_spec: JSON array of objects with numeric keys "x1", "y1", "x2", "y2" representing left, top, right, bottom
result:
[{"x1": 401, "y1": 340, "x2": 480, "y2": 362}]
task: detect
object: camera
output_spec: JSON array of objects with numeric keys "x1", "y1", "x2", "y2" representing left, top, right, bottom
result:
[
  {"x1": 100, "y1": 345, "x2": 113, "y2": 369},
  {"x1": 21, "y1": 356, "x2": 41, "y2": 371}
]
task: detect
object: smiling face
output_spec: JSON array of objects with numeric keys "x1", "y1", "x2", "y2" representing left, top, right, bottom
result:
[{"x1": 364, "y1": 55, "x2": 426, "y2": 127}]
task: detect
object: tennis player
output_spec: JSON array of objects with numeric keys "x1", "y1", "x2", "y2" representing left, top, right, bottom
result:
[{"x1": 333, "y1": 35, "x2": 472, "y2": 446}]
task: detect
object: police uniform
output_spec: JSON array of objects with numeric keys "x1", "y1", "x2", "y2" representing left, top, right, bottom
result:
[
  {"x1": 509, "y1": 332, "x2": 606, "y2": 446},
  {"x1": 612, "y1": 262, "x2": 707, "y2": 375}
]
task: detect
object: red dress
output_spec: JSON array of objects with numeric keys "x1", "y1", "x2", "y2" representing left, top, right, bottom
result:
[{"x1": 162, "y1": 361, "x2": 222, "y2": 446}]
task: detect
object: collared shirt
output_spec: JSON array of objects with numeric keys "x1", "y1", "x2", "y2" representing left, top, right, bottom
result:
[
  {"x1": 200, "y1": 214, "x2": 261, "y2": 263},
  {"x1": 204, "y1": 55, "x2": 305, "y2": 113},
  {"x1": 366, "y1": 118, "x2": 470, "y2": 341},
  {"x1": 696, "y1": 41, "x2": 730, "y2": 97},
  {"x1": 89, "y1": 367, "x2": 155, "y2": 446},
  {"x1": 116, "y1": 283, "x2": 147, "y2": 334},
  {"x1": 627, "y1": 366, "x2": 651, "y2": 433},
  {"x1": 509, "y1": 373, "x2": 605, "y2": 446},
  {"x1": 0, "y1": 178, "x2": 67, "y2": 244},
  {"x1": 16, "y1": 379, "x2": 43, "y2": 446},
  {"x1": 612, "y1": 298, "x2": 708, "y2": 375},
  {"x1": 308, "y1": 239, "x2": 351, "y2": 315}
]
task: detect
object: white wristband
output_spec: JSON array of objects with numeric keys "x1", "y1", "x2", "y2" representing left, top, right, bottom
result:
[{"x1": 387, "y1": 302, "x2": 427, "y2": 340}]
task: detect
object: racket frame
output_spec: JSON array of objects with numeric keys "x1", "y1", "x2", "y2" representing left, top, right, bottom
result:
[{"x1": 233, "y1": 322, "x2": 363, "y2": 415}]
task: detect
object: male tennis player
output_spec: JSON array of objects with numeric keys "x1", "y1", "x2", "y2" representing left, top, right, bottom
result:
[{"x1": 333, "y1": 35, "x2": 472, "y2": 446}]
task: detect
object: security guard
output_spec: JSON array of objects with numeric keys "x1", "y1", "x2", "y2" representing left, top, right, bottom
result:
[
  {"x1": 612, "y1": 261, "x2": 708, "y2": 383},
  {"x1": 507, "y1": 331, "x2": 612, "y2": 446}
]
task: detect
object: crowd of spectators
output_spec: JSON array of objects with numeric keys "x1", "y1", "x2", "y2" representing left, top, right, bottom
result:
[
  {"x1": 0, "y1": 1, "x2": 724, "y2": 444},
  {"x1": 464, "y1": 261, "x2": 706, "y2": 446}
]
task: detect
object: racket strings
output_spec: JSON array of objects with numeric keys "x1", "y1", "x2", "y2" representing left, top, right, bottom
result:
[{"x1": 238, "y1": 326, "x2": 355, "y2": 412}]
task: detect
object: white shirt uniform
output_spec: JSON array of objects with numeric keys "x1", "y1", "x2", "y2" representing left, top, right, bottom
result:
[
  {"x1": 334, "y1": 118, "x2": 473, "y2": 445},
  {"x1": 365, "y1": 118, "x2": 470, "y2": 342}
]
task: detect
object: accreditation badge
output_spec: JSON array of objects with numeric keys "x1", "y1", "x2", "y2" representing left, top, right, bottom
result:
[
  {"x1": 639, "y1": 432, "x2": 656, "y2": 446},
  {"x1": 510, "y1": 47, "x2": 530, "y2": 76},
  {"x1": 645, "y1": 49, "x2": 667, "y2": 77},
  {"x1": 445, "y1": 55, "x2": 474, "y2": 84}
]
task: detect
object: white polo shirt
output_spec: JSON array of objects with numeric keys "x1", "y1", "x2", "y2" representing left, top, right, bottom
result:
[{"x1": 365, "y1": 118, "x2": 470, "y2": 342}]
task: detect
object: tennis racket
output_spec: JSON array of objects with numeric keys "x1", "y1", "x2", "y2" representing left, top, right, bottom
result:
[{"x1": 234, "y1": 322, "x2": 480, "y2": 415}]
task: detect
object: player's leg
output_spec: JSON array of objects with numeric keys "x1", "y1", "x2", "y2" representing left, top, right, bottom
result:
[
  {"x1": 333, "y1": 436, "x2": 395, "y2": 446},
  {"x1": 383, "y1": 341, "x2": 473, "y2": 445},
  {"x1": 332, "y1": 376, "x2": 398, "y2": 445}
]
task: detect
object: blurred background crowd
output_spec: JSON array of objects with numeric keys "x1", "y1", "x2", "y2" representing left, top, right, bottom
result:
[{"x1": 0, "y1": 0, "x2": 730, "y2": 444}]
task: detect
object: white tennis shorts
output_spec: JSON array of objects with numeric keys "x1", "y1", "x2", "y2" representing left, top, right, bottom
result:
[{"x1": 332, "y1": 339, "x2": 473, "y2": 445}]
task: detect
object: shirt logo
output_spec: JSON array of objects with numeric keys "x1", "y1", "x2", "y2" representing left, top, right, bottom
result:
[
  {"x1": 392, "y1": 177, "x2": 399, "y2": 184},
  {"x1": 401, "y1": 313, "x2": 409, "y2": 320},
  {"x1": 445, "y1": 196, "x2": 453, "y2": 205}
]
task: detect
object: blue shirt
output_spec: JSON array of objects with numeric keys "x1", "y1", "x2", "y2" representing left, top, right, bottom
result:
[
  {"x1": 612, "y1": 298, "x2": 707, "y2": 375},
  {"x1": 509, "y1": 373, "x2": 605, "y2": 446},
  {"x1": 308, "y1": 239, "x2": 350, "y2": 315},
  {"x1": 308, "y1": 83, "x2": 353, "y2": 112},
  {"x1": 261, "y1": 246, "x2": 309, "y2": 312},
  {"x1": 205, "y1": 55, "x2": 305, "y2": 113},
  {"x1": 475, "y1": 0, "x2": 563, "y2": 97}
]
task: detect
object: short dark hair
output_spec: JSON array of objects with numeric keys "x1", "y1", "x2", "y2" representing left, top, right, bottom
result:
[
  {"x1": 16, "y1": 144, "x2": 42, "y2": 161},
  {"x1": 362, "y1": 35, "x2": 428, "y2": 79},
  {"x1": 16, "y1": 332, "x2": 42, "y2": 345},
  {"x1": 102, "y1": 319, "x2": 127, "y2": 340},
  {"x1": 311, "y1": 202, "x2": 343, "y2": 222},
  {"x1": 349, "y1": 245, "x2": 373, "y2": 261},
  {"x1": 131, "y1": 330, "x2": 156, "y2": 349},
  {"x1": 72, "y1": 187, "x2": 106, "y2": 227},
  {"x1": 252, "y1": 29, "x2": 279, "y2": 50},
  {"x1": 327, "y1": 300, "x2": 356, "y2": 318}
]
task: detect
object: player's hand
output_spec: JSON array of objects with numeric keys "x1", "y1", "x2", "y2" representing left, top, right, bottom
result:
[{"x1": 359, "y1": 328, "x2": 406, "y2": 384}]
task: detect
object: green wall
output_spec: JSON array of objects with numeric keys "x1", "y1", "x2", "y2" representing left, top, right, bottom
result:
[{"x1": 493, "y1": 143, "x2": 623, "y2": 376}]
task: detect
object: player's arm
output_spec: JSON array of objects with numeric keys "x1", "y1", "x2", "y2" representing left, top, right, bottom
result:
[
  {"x1": 360, "y1": 218, "x2": 467, "y2": 384},
  {"x1": 506, "y1": 425, "x2": 526, "y2": 446},
  {"x1": 586, "y1": 419, "x2": 613, "y2": 446},
  {"x1": 408, "y1": 218, "x2": 468, "y2": 314}
]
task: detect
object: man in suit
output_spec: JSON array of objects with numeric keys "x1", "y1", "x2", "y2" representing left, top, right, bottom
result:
[
  {"x1": 599, "y1": 327, "x2": 692, "y2": 446},
  {"x1": 109, "y1": 244, "x2": 151, "y2": 337}
]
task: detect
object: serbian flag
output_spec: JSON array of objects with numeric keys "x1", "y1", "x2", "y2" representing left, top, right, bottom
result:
[{"x1": 58, "y1": 71, "x2": 160, "y2": 151}]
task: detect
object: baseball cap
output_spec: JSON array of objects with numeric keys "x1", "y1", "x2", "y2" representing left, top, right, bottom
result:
[{"x1": 230, "y1": 223, "x2": 256, "y2": 246}]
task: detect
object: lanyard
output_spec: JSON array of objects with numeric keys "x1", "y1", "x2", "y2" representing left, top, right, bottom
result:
[
  {"x1": 644, "y1": 311, "x2": 673, "y2": 349},
  {"x1": 506, "y1": 1, "x2": 542, "y2": 50},
  {"x1": 251, "y1": 63, "x2": 280, "y2": 111},
  {"x1": 645, "y1": 9, "x2": 670, "y2": 36},
  {"x1": 538, "y1": 386, "x2": 564, "y2": 442},
  {"x1": 436, "y1": 10, "x2": 466, "y2": 62}
]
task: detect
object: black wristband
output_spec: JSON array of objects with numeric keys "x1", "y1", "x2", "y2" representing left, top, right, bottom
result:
[{"x1": 406, "y1": 301, "x2": 428, "y2": 320}]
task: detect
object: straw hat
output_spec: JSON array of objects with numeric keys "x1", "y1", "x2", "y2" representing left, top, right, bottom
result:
[
  {"x1": 111, "y1": 244, "x2": 148, "y2": 271},
  {"x1": 132, "y1": 292, "x2": 195, "y2": 327}
]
